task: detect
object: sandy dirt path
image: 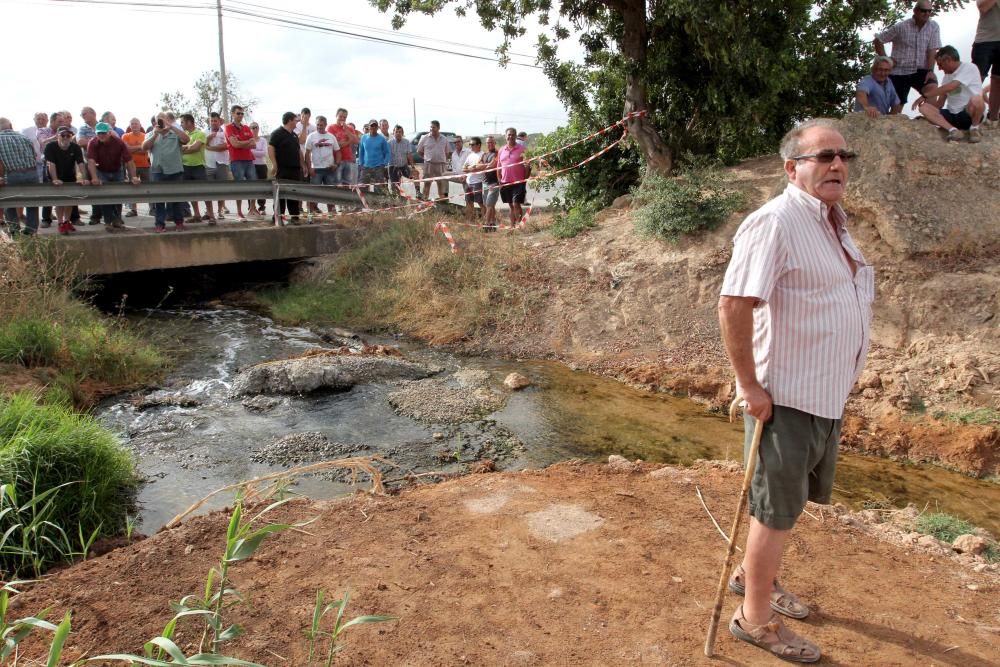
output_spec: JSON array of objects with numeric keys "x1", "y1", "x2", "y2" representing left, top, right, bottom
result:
[{"x1": 13, "y1": 463, "x2": 999, "y2": 666}]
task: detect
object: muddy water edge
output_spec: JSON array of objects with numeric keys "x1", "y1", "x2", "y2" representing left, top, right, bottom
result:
[{"x1": 99, "y1": 307, "x2": 1000, "y2": 537}]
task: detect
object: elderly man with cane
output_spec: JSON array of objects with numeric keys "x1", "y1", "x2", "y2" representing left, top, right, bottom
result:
[{"x1": 707, "y1": 118, "x2": 873, "y2": 663}]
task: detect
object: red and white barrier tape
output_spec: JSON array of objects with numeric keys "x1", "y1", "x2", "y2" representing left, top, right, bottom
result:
[
  {"x1": 312, "y1": 110, "x2": 646, "y2": 193},
  {"x1": 277, "y1": 111, "x2": 640, "y2": 247}
]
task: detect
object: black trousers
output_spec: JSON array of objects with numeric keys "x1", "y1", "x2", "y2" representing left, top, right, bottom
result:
[{"x1": 276, "y1": 167, "x2": 301, "y2": 216}]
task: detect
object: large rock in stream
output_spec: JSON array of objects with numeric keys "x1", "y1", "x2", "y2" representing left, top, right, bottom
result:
[{"x1": 230, "y1": 350, "x2": 437, "y2": 397}]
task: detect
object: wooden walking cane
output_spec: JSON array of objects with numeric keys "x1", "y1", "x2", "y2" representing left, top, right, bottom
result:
[{"x1": 703, "y1": 395, "x2": 764, "y2": 657}]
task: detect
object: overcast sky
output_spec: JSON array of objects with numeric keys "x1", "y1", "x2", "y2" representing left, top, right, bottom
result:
[{"x1": 0, "y1": 0, "x2": 984, "y2": 134}]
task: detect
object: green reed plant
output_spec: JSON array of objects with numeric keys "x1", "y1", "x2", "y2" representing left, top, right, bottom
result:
[
  {"x1": 305, "y1": 589, "x2": 396, "y2": 666},
  {"x1": 93, "y1": 494, "x2": 310, "y2": 666},
  {"x1": 91, "y1": 636, "x2": 263, "y2": 667},
  {"x1": 0, "y1": 394, "x2": 137, "y2": 577},
  {"x1": 1, "y1": 582, "x2": 72, "y2": 666}
]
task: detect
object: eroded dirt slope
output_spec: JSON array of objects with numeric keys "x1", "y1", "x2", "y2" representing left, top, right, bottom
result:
[{"x1": 456, "y1": 114, "x2": 998, "y2": 475}]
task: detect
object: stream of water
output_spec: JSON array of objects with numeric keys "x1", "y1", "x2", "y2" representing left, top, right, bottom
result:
[{"x1": 98, "y1": 308, "x2": 1000, "y2": 536}]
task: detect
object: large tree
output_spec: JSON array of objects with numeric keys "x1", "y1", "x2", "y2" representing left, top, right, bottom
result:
[{"x1": 374, "y1": 0, "x2": 963, "y2": 179}]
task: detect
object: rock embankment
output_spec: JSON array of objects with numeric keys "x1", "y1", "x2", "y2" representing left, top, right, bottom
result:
[{"x1": 230, "y1": 349, "x2": 438, "y2": 396}]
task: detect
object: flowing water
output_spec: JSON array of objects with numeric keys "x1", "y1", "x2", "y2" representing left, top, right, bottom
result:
[{"x1": 98, "y1": 308, "x2": 1000, "y2": 536}]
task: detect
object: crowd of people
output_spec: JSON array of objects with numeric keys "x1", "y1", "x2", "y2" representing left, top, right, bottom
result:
[
  {"x1": 855, "y1": 0, "x2": 999, "y2": 142},
  {"x1": 0, "y1": 104, "x2": 534, "y2": 236}
]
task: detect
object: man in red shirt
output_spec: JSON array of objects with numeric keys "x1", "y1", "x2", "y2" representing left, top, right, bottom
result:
[
  {"x1": 86, "y1": 121, "x2": 140, "y2": 230},
  {"x1": 498, "y1": 127, "x2": 528, "y2": 226},
  {"x1": 225, "y1": 105, "x2": 256, "y2": 220},
  {"x1": 330, "y1": 108, "x2": 360, "y2": 187}
]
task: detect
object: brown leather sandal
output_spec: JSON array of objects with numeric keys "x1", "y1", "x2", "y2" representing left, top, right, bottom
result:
[
  {"x1": 729, "y1": 605, "x2": 821, "y2": 663},
  {"x1": 729, "y1": 565, "x2": 810, "y2": 619}
]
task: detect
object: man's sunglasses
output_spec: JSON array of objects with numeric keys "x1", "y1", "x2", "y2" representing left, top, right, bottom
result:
[
  {"x1": 915, "y1": 7, "x2": 932, "y2": 13},
  {"x1": 234, "y1": 111, "x2": 244, "y2": 116},
  {"x1": 789, "y1": 149, "x2": 857, "y2": 163},
  {"x1": 58, "y1": 132, "x2": 73, "y2": 137}
]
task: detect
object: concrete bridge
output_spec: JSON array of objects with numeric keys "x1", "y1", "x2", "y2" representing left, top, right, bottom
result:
[{"x1": 1, "y1": 180, "x2": 383, "y2": 274}]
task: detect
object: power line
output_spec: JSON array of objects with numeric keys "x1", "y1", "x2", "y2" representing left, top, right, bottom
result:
[
  {"x1": 220, "y1": 5, "x2": 541, "y2": 68},
  {"x1": 16, "y1": 0, "x2": 213, "y2": 19},
  {"x1": 49, "y1": 0, "x2": 213, "y2": 9},
  {"x1": 44, "y1": 0, "x2": 539, "y2": 67},
  {"x1": 227, "y1": 0, "x2": 537, "y2": 60}
]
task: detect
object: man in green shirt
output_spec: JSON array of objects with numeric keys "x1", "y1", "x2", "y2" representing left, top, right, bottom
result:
[
  {"x1": 180, "y1": 113, "x2": 213, "y2": 223},
  {"x1": 142, "y1": 112, "x2": 190, "y2": 231}
]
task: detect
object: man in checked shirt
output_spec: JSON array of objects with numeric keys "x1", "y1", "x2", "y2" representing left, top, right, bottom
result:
[
  {"x1": 874, "y1": 0, "x2": 941, "y2": 104},
  {"x1": 718, "y1": 119, "x2": 873, "y2": 663}
]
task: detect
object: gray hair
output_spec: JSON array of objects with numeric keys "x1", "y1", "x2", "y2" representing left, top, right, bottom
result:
[
  {"x1": 779, "y1": 118, "x2": 839, "y2": 160},
  {"x1": 872, "y1": 55, "x2": 893, "y2": 69}
]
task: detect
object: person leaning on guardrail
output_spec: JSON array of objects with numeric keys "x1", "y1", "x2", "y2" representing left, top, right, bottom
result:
[
  {"x1": 142, "y1": 112, "x2": 190, "y2": 232},
  {"x1": 43, "y1": 126, "x2": 89, "y2": 235},
  {"x1": 86, "y1": 122, "x2": 140, "y2": 231},
  {"x1": 0, "y1": 117, "x2": 42, "y2": 237}
]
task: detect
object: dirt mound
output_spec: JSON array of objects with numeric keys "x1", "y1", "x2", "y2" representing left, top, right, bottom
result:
[
  {"x1": 388, "y1": 369, "x2": 507, "y2": 423},
  {"x1": 838, "y1": 113, "x2": 1000, "y2": 258},
  {"x1": 11, "y1": 464, "x2": 998, "y2": 665}
]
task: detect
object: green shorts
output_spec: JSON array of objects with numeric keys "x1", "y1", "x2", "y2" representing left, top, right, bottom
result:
[{"x1": 744, "y1": 405, "x2": 841, "y2": 530}]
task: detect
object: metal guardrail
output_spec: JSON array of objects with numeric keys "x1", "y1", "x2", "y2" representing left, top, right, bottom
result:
[{"x1": 0, "y1": 180, "x2": 391, "y2": 208}]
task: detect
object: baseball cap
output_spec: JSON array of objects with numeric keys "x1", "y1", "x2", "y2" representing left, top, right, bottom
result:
[
  {"x1": 95, "y1": 122, "x2": 111, "y2": 134},
  {"x1": 367, "y1": 119, "x2": 378, "y2": 128},
  {"x1": 57, "y1": 126, "x2": 72, "y2": 135}
]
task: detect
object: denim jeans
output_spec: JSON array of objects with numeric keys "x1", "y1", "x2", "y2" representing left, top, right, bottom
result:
[
  {"x1": 311, "y1": 168, "x2": 338, "y2": 185},
  {"x1": 3, "y1": 169, "x2": 40, "y2": 235},
  {"x1": 335, "y1": 161, "x2": 355, "y2": 186},
  {"x1": 152, "y1": 171, "x2": 185, "y2": 227},
  {"x1": 96, "y1": 169, "x2": 124, "y2": 222},
  {"x1": 231, "y1": 160, "x2": 256, "y2": 181}
]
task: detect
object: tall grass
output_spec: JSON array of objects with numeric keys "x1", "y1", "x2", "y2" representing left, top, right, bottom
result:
[
  {"x1": 0, "y1": 241, "x2": 166, "y2": 406},
  {"x1": 259, "y1": 218, "x2": 534, "y2": 344},
  {"x1": 259, "y1": 220, "x2": 426, "y2": 326},
  {"x1": 0, "y1": 394, "x2": 138, "y2": 577}
]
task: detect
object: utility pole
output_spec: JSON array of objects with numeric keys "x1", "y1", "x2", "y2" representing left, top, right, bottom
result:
[
  {"x1": 412, "y1": 98, "x2": 417, "y2": 134},
  {"x1": 217, "y1": 0, "x2": 229, "y2": 121},
  {"x1": 483, "y1": 117, "x2": 499, "y2": 135}
]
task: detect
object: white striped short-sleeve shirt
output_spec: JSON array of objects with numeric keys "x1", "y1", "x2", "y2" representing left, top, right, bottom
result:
[{"x1": 721, "y1": 184, "x2": 874, "y2": 420}]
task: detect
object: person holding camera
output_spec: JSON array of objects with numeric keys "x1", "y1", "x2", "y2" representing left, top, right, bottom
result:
[{"x1": 142, "y1": 112, "x2": 190, "y2": 232}]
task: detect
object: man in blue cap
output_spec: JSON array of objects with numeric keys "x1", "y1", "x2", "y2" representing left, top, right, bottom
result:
[{"x1": 87, "y1": 121, "x2": 140, "y2": 230}]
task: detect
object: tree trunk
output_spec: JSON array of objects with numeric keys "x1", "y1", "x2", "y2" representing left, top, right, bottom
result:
[{"x1": 618, "y1": 0, "x2": 673, "y2": 175}]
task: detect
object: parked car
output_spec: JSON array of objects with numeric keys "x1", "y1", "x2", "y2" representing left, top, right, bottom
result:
[{"x1": 410, "y1": 131, "x2": 458, "y2": 164}]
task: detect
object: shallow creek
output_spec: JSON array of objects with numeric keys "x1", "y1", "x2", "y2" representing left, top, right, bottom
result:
[{"x1": 98, "y1": 308, "x2": 1000, "y2": 536}]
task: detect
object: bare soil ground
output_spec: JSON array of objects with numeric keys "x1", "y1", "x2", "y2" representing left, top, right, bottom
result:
[{"x1": 13, "y1": 463, "x2": 999, "y2": 665}]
